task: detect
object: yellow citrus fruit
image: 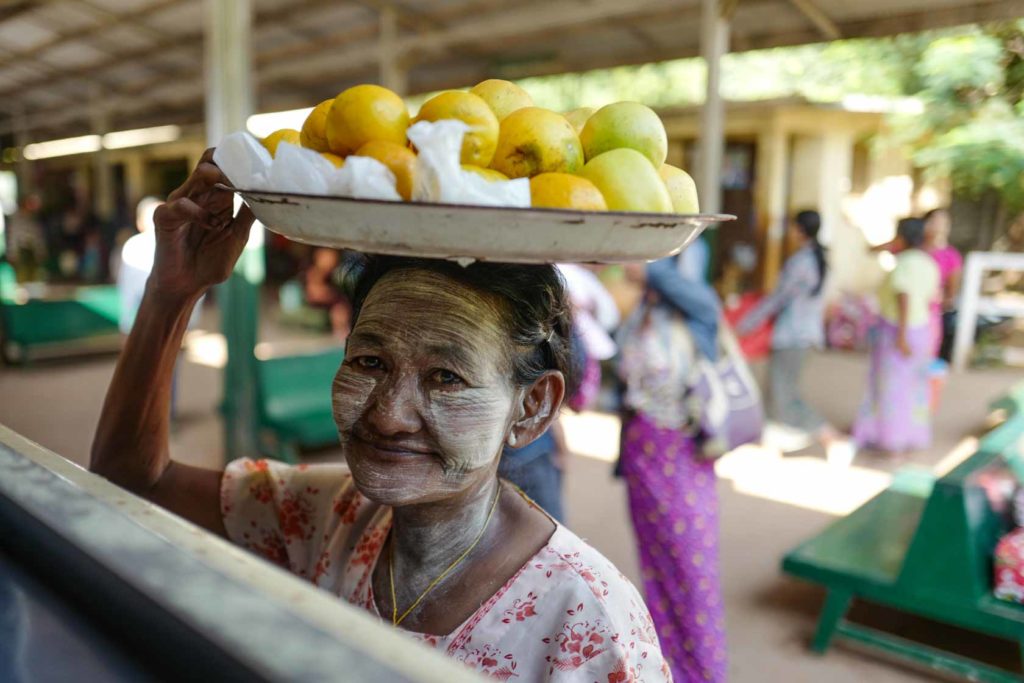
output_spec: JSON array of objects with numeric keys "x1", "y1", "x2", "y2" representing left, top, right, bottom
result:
[
  {"x1": 529, "y1": 173, "x2": 607, "y2": 211},
  {"x1": 355, "y1": 140, "x2": 417, "y2": 201},
  {"x1": 490, "y1": 107, "x2": 583, "y2": 179},
  {"x1": 413, "y1": 91, "x2": 499, "y2": 167},
  {"x1": 300, "y1": 99, "x2": 334, "y2": 152},
  {"x1": 563, "y1": 107, "x2": 595, "y2": 136},
  {"x1": 469, "y1": 79, "x2": 534, "y2": 121},
  {"x1": 659, "y1": 164, "x2": 699, "y2": 213},
  {"x1": 580, "y1": 101, "x2": 668, "y2": 166},
  {"x1": 326, "y1": 84, "x2": 409, "y2": 156},
  {"x1": 578, "y1": 148, "x2": 672, "y2": 213},
  {"x1": 462, "y1": 165, "x2": 509, "y2": 182},
  {"x1": 321, "y1": 152, "x2": 345, "y2": 168},
  {"x1": 261, "y1": 128, "x2": 300, "y2": 157}
]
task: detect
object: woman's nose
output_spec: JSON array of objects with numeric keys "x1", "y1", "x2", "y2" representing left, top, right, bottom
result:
[{"x1": 365, "y1": 374, "x2": 423, "y2": 436}]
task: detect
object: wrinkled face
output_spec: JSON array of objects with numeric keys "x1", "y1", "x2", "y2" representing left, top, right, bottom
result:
[{"x1": 333, "y1": 269, "x2": 519, "y2": 506}]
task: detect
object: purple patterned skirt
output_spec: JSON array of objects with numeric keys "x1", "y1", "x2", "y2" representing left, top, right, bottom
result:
[
  {"x1": 852, "y1": 319, "x2": 933, "y2": 452},
  {"x1": 620, "y1": 413, "x2": 727, "y2": 683}
]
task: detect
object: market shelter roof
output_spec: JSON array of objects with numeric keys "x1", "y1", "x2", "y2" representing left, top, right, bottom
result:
[{"x1": 0, "y1": 0, "x2": 1019, "y2": 140}]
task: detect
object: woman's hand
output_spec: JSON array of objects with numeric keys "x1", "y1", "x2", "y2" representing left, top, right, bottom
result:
[{"x1": 150, "y1": 149, "x2": 255, "y2": 300}]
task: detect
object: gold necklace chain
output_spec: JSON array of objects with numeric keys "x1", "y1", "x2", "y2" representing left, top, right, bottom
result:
[{"x1": 389, "y1": 485, "x2": 502, "y2": 627}]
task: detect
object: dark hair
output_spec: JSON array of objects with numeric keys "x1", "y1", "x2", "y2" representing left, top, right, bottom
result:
[
  {"x1": 794, "y1": 210, "x2": 827, "y2": 296},
  {"x1": 923, "y1": 207, "x2": 947, "y2": 223},
  {"x1": 347, "y1": 255, "x2": 579, "y2": 397},
  {"x1": 897, "y1": 217, "x2": 927, "y2": 248}
]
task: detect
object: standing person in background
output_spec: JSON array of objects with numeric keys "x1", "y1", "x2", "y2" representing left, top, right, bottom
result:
[
  {"x1": 853, "y1": 218, "x2": 940, "y2": 455},
  {"x1": 923, "y1": 208, "x2": 963, "y2": 359},
  {"x1": 617, "y1": 254, "x2": 727, "y2": 683},
  {"x1": 303, "y1": 247, "x2": 352, "y2": 340},
  {"x1": 737, "y1": 210, "x2": 840, "y2": 452},
  {"x1": 557, "y1": 263, "x2": 619, "y2": 410},
  {"x1": 4, "y1": 194, "x2": 45, "y2": 281},
  {"x1": 499, "y1": 265, "x2": 618, "y2": 525}
]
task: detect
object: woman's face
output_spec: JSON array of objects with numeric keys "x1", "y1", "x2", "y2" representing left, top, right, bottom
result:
[
  {"x1": 333, "y1": 269, "x2": 519, "y2": 506},
  {"x1": 925, "y1": 210, "x2": 950, "y2": 242}
]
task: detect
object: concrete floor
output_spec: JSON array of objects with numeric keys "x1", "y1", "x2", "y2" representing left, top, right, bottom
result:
[{"x1": 2, "y1": 308, "x2": 1023, "y2": 682}]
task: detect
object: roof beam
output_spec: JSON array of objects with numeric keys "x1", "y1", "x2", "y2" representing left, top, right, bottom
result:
[
  {"x1": 786, "y1": 0, "x2": 841, "y2": 40},
  {"x1": 8, "y1": 0, "x2": 1024, "y2": 138},
  {"x1": 0, "y1": 0, "x2": 183, "y2": 72},
  {"x1": 0, "y1": 0, "x2": 354, "y2": 107},
  {"x1": 72, "y1": 0, "x2": 168, "y2": 42},
  {"x1": 260, "y1": 0, "x2": 685, "y2": 84}
]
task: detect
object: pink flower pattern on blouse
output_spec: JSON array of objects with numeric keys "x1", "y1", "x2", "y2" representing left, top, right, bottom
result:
[{"x1": 221, "y1": 458, "x2": 672, "y2": 682}]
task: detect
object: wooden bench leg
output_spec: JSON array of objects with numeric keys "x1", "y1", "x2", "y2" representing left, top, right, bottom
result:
[{"x1": 811, "y1": 589, "x2": 852, "y2": 654}]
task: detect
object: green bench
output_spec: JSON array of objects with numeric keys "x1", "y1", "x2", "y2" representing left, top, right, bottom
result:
[
  {"x1": 255, "y1": 347, "x2": 346, "y2": 463},
  {"x1": 783, "y1": 385, "x2": 1024, "y2": 682},
  {"x1": 0, "y1": 270, "x2": 121, "y2": 364}
]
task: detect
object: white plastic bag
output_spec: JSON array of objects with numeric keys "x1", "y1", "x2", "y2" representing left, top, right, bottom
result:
[
  {"x1": 216, "y1": 126, "x2": 524, "y2": 206},
  {"x1": 268, "y1": 142, "x2": 334, "y2": 195},
  {"x1": 407, "y1": 120, "x2": 529, "y2": 207},
  {"x1": 331, "y1": 155, "x2": 402, "y2": 201},
  {"x1": 213, "y1": 132, "x2": 272, "y2": 191}
]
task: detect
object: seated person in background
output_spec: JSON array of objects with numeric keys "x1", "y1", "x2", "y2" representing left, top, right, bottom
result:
[
  {"x1": 91, "y1": 151, "x2": 669, "y2": 682},
  {"x1": 303, "y1": 247, "x2": 352, "y2": 340}
]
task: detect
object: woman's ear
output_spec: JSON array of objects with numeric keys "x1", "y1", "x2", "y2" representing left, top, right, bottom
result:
[{"x1": 507, "y1": 372, "x2": 565, "y2": 448}]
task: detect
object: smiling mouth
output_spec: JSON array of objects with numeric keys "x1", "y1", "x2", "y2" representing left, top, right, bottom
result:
[{"x1": 351, "y1": 432, "x2": 435, "y2": 457}]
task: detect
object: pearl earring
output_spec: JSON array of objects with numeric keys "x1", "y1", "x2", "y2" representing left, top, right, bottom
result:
[{"x1": 507, "y1": 432, "x2": 517, "y2": 447}]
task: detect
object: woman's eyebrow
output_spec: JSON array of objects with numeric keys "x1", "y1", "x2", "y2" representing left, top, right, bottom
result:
[
  {"x1": 424, "y1": 342, "x2": 479, "y2": 370},
  {"x1": 347, "y1": 330, "x2": 387, "y2": 347}
]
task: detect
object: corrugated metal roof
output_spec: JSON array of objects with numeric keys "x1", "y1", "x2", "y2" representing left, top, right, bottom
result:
[{"x1": 0, "y1": 0, "x2": 1019, "y2": 141}]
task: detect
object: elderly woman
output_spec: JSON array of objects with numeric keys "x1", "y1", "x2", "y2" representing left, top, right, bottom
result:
[{"x1": 90, "y1": 151, "x2": 669, "y2": 682}]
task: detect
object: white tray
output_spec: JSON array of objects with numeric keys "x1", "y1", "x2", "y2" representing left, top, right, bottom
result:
[{"x1": 230, "y1": 187, "x2": 734, "y2": 264}]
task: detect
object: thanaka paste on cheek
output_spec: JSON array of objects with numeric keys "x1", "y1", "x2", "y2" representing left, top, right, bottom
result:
[{"x1": 427, "y1": 385, "x2": 513, "y2": 476}]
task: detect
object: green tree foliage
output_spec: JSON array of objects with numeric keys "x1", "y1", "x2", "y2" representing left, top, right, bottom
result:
[{"x1": 903, "y1": 23, "x2": 1024, "y2": 213}]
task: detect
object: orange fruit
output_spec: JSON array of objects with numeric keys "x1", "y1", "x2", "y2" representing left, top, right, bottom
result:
[
  {"x1": 469, "y1": 79, "x2": 534, "y2": 121},
  {"x1": 355, "y1": 140, "x2": 417, "y2": 200},
  {"x1": 300, "y1": 99, "x2": 334, "y2": 152},
  {"x1": 490, "y1": 107, "x2": 583, "y2": 179},
  {"x1": 321, "y1": 152, "x2": 345, "y2": 168},
  {"x1": 529, "y1": 173, "x2": 607, "y2": 211},
  {"x1": 413, "y1": 91, "x2": 499, "y2": 167},
  {"x1": 261, "y1": 128, "x2": 300, "y2": 157},
  {"x1": 326, "y1": 84, "x2": 409, "y2": 156}
]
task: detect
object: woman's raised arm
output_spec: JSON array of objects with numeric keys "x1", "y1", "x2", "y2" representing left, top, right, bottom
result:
[{"x1": 91, "y1": 149, "x2": 255, "y2": 535}]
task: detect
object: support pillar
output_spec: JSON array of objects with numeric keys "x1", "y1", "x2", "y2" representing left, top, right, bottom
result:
[
  {"x1": 205, "y1": 0, "x2": 261, "y2": 461},
  {"x1": 13, "y1": 107, "x2": 32, "y2": 199},
  {"x1": 756, "y1": 116, "x2": 789, "y2": 290},
  {"x1": 90, "y1": 88, "x2": 114, "y2": 224},
  {"x1": 124, "y1": 155, "x2": 146, "y2": 209},
  {"x1": 378, "y1": 6, "x2": 407, "y2": 95},
  {"x1": 697, "y1": 0, "x2": 730, "y2": 271}
]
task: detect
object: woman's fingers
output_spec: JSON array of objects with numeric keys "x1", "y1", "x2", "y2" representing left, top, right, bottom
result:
[
  {"x1": 168, "y1": 161, "x2": 228, "y2": 202},
  {"x1": 156, "y1": 197, "x2": 217, "y2": 231},
  {"x1": 232, "y1": 204, "x2": 256, "y2": 233}
]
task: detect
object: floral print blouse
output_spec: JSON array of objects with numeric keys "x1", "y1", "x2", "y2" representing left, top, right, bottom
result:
[{"x1": 221, "y1": 458, "x2": 672, "y2": 682}]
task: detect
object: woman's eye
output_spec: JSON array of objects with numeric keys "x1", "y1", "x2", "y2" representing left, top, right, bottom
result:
[
  {"x1": 354, "y1": 356, "x2": 384, "y2": 371},
  {"x1": 431, "y1": 369, "x2": 464, "y2": 386}
]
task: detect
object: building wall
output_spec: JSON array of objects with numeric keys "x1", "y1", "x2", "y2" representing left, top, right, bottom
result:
[{"x1": 661, "y1": 101, "x2": 935, "y2": 301}]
